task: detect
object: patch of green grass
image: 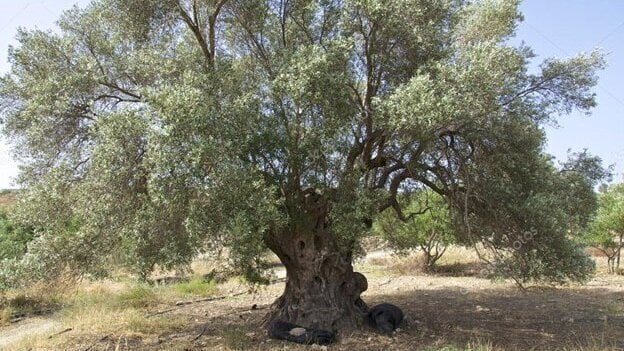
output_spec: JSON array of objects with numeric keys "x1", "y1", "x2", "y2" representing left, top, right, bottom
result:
[
  {"x1": 116, "y1": 284, "x2": 161, "y2": 308},
  {"x1": 70, "y1": 289, "x2": 112, "y2": 308},
  {"x1": 171, "y1": 277, "x2": 218, "y2": 296},
  {"x1": 65, "y1": 282, "x2": 162, "y2": 312}
]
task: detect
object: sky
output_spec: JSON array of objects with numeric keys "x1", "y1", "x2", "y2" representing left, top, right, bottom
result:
[
  {"x1": 513, "y1": 1, "x2": 624, "y2": 183},
  {"x1": 0, "y1": 0, "x2": 622, "y2": 189},
  {"x1": 0, "y1": 0, "x2": 91, "y2": 188}
]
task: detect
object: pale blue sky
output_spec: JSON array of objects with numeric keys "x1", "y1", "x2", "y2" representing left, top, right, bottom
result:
[
  {"x1": 0, "y1": 0, "x2": 622, "y2": 188},
  {"x1": 514, "y1": 1, "x2": 624, "y2": 183},
  {"x1": 0, "y1": 0, "x2": 90, "y2": 188}
]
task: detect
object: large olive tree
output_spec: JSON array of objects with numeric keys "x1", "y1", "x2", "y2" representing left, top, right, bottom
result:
[{"x1": 0, "y1": 0, "x2": 607, "y2": 330}]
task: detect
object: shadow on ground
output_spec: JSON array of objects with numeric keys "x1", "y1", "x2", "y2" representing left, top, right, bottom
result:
[
  {"x1": 7, "y1": 266, "x2": 624, "y2": 351},
  {"x1": 72, "y1": 283, "x2": 624, "y2": 350},
  {"x1": 370, "y1": 287, "x2": 624, "y2": 350},
  {"x1": 430, "y1": 262, "x2": 486, "y2": 277}
]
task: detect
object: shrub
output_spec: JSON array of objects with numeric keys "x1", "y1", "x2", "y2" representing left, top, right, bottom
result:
[{"x1": 0, "y1": 210, "x2": 34, "y2": 260}]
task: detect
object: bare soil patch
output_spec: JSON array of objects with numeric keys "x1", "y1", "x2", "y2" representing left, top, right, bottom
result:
[{"x1": 0, "y1": 318, "x2": 57, "y2": 349}]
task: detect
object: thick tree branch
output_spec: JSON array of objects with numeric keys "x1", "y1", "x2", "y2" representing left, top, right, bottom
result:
[
  {"x1": 97, "y1": 81, "x2": 142, "y2": 100},
  {"x1": 178, "y1": 0, "x2": 226, "y2": 67}
]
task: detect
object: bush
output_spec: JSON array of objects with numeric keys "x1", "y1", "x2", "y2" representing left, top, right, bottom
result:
[
  {"x1": 584, "y1": 183, "x2": 624, "y2": 273},
  {"x1": 0, "y1": 210, "x2": 34, "y2": 260}
]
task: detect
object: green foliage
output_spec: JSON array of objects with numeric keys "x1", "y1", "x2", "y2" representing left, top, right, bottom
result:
[
  {"x1": 454, "y1": 147, "x2": 608, "y2": 284},
  {"x1": 0, "y1": 0, "x2": 609, "y2": 289},
  {"x1": 0, "y1": 208, "x2": 35, "y2": 290},
  {"x1": 375, "y1": 191, "x2": 454, "y2": 269},
  {"x1": 0, "y1": 210, "x2": 34, "y2": 260},
  {"x1": 584, "y1": 183, "x2": 624, "y2": 273}
]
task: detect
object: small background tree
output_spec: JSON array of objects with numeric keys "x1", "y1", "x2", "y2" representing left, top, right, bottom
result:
[
  {"x1": 375, "y1": 190, "x2": 454, "y2": 271},
  {"x1": 585, "y1": 183, "x2": 624, "y2": 274}
]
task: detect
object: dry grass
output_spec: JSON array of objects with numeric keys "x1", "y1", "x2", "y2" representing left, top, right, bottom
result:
[
  {"x1": 358, "y1": 246, "x2": 485, "y2": 278},
  {"x1": 0, "y1": 190, "x2": 17, "y2": 210},
  {"x1": 0, "y1": 274, "x2": 222, "y2": 350},
  {"x1": 364, "y1": 253, "x2": 426, "y2": 275},
  {"x1": 2, "y1": 247, "x2": 624, "y2": 350},
  {"x1": 0, "y1": 282, "x2": 67, "y2": 325},
  {"x1": 221, "y1": 326, "x2": 256, "y2": 350}
]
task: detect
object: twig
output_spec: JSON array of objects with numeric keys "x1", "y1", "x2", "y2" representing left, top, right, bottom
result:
[
  {"x1": 83, "y1": 333, "x2": 112, "y2": 351},
  {"x1": 146, "y1": 307, "x2": 177, "y2": 317},
  {"x1": 146, "y1": 291, "x2": 249, "y2": 317},
  {"x1": 32, "y1": 308, "x2": 53, "y2": 316},
  {"x1": 48, "y1": 327, "x2": 72, "y2": 339},
  {"x1": 190, "y1": 304, "x2": 270, "y2": 341},
  {"x1": 207, "y1": 304, "x2": 271, "y2": 321},
  {"x1": 174, "y1": 291, "x2": 247, "y2": 306},
  {"x1": 8, "y1": 308, "x2": 53, "y2": 322},
  {"x1": 192, "y1": 324, "x2": 209, "y2": 341},
  {"x1": 379, "y1": 279, "x2": 392, "y2": 286},
  {"x1": 9, "y1": 312, "x2": 26, "y2": 319}
]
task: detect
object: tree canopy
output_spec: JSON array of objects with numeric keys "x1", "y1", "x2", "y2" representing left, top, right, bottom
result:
[{"x1": 0, "y1": 0, "x2": 609, "y2": 330}]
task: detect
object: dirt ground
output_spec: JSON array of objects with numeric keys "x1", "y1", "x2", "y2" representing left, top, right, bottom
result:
[
  {"x1": 0, "y1": 318, "x2": 56, "y2": 349},
  {"x1": 2, "y1": 254, "x2": 624, "y2": 351}
]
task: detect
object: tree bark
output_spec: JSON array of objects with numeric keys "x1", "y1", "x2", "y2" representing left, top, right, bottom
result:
[
  {"x1": 617, "y1": 233, "x2": 623, "y2": 272},
  {"x1": 609, "y1": 256, "x2": 614, "y2": 273},
  {"x1": 263, "y1": 190, "x2": 369, "y2": 331}
]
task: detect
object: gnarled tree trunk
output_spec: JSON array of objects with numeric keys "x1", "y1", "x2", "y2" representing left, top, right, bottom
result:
[{"x1": 264, "y1": 190, "x2": 369, "y2": 331}]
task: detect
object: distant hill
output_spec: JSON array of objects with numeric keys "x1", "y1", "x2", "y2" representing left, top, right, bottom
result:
[{"x1": 0, "y1": 189, "x2": 18, "y2": 210}]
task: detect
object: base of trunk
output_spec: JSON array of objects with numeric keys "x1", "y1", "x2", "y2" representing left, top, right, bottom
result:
[
  {"x1": 263, "y1": 189, "x2": 369, "y2": 332},
  {"x1": 266, "y1": 269, "x2": 369, "y2": 331}
]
